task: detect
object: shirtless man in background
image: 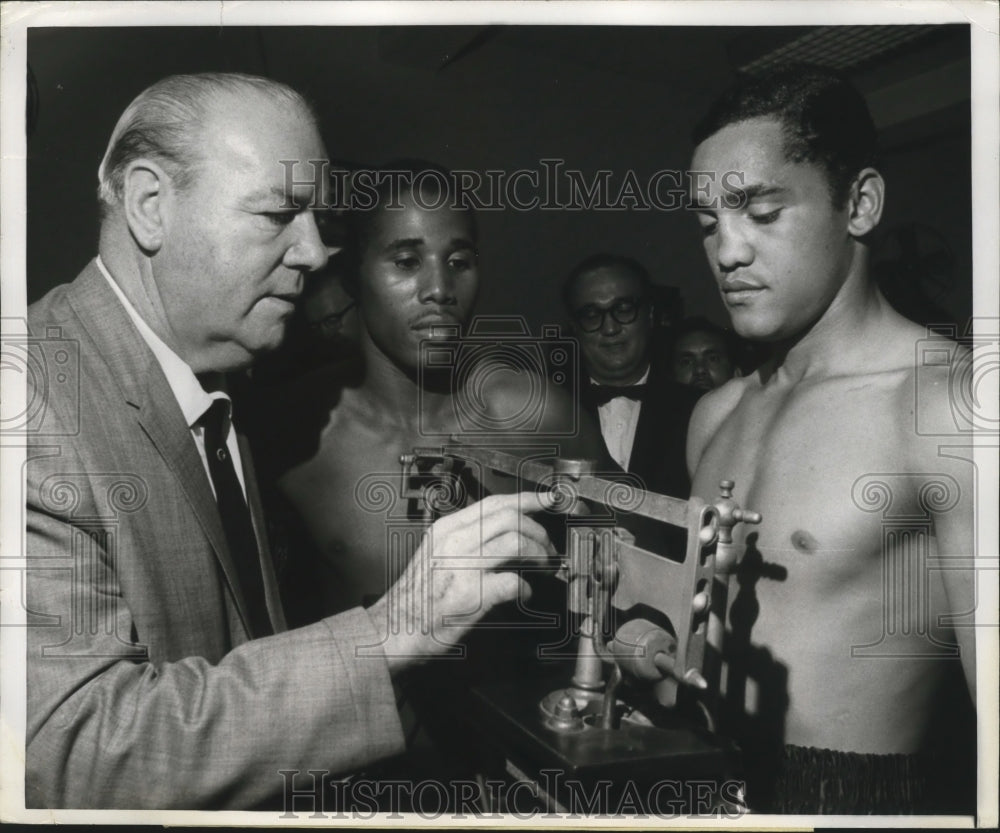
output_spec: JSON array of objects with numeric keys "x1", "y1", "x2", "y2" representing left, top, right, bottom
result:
[
  {"x1": 272, "y1": 170, "x2": 481, "y2": 613},
  {"x1": 686, "y1": 65, "x2": 976, "y2": 814}
]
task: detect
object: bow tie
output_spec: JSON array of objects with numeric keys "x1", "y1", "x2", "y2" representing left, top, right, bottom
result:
[{"x1": 585, "y1": 383, "x2": 647, "y2": 407}]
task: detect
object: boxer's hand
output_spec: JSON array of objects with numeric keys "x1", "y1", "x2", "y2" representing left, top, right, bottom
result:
[{"x1": 367, "y1": 491, "x2": 556, "y2": 672}]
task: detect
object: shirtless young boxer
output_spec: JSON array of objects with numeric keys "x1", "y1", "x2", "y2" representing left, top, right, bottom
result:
[
  {"x1": 686, "y1": 65, "x2": 976, "y2": 813},
  {"x1": 257, "y1": 166, "x2": 604, "y2": 618}
]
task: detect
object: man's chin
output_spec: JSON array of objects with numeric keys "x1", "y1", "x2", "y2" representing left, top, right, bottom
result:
[
  {"x1": 592, "y1": 353, "x2": 641, "y2": 372},
  {"x1": 729, "y1": 312, "x2": 778, "y2": 342},
  {"x1": 208, "y1": 350, "x2": 258, "y2": 375},
  {"x1": 236, "y1": 324, "x2": 290, "y2": 366}
]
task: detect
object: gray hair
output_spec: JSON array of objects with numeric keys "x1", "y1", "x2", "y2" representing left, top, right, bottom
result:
[{"x1": 97, "y1": 72, "x2": 316, "y2": 209}]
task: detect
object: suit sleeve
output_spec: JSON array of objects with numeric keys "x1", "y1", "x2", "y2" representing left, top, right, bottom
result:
[{"x1": 25, "y1": 485, "x2": 405, "y2": 809}]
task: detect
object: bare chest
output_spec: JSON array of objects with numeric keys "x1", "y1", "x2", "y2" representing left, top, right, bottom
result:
[
  {"x1": 688, "y1": 366, "x2": 973, "y2": 751},
  {"x1": 690, "y1": 377, "x2": 928, "y2": 627},
  {"x1": 275, "y1": 403, "x2": 468, "y2": 603}
]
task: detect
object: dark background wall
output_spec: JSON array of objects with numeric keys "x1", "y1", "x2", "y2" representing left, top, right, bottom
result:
[{"x1": 26, "y1": 25, "x2": 972, "y2": 334}]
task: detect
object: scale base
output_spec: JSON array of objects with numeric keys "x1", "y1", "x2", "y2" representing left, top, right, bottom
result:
[{"x1": 461, "y1": 666, "x2": 743, "y2": 815}]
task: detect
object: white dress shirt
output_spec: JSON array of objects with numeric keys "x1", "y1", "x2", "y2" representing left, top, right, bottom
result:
[
  {"x1": 97, "y1": 256, "x2": 248, "y2": 499},
  {"x1": 594, "y1": 367, "x2": 650, "y2": 471}
]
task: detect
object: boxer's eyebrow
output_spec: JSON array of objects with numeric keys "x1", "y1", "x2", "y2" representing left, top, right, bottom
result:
[
  {"x1": 383, "y1": 237, "x2": 424, "y2": 251},
  {"x1": 739, "y1": 183, "x2": 788, "y2": 201},
  {"x1": 381, "y1": 237, "x2": 476, "y2": 252}
]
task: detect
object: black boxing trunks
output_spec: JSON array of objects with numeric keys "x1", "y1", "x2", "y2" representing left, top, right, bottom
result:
[{"x1": 754, "y1": 744, "x2": 929, "y2": 814}]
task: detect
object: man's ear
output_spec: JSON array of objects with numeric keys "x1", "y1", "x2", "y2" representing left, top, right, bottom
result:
[
  {"x1": 846, "y1": 167, "x2": 885, "y2": 238},
  {"x1": 121, "y1": 159, "x2": 173, "y2": 253}
]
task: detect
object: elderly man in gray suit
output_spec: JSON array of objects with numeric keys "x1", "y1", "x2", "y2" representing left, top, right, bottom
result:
[{"x1": 25, "y1": 72, "x2": 554, "y2": 810}]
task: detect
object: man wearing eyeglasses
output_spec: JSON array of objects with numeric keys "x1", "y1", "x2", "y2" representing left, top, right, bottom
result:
[
  {"x1": 563, "y1": 253, "x2": 701, "y2": 510},
  {"x1": 300, "y1": 258, "x2": 360, "y2": 349},
  {"x1": 248, "y1": 255, "x2": 363, "y2": 387}
]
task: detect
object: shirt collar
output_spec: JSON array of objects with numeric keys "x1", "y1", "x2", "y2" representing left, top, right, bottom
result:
[
  {"x1": 96, "y1": 256, "x2": 228, "y2": 427},
  {"x1": 588, "y1": 366, "x2": 651, "y2": 388}
]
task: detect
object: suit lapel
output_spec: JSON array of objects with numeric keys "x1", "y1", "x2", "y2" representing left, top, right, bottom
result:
[
  {"x1": 66, "y1": 262, "x2": 259, "y2": 638},
  {"x1": 629, "y1": 380, "x2": 658, "y2": 483},
  {"x1": 629, "y1": 362, "x2": 699, "y2": 498}
]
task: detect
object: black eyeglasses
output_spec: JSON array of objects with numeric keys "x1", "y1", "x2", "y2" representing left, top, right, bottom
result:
[
  {"x1": 307, "y1": 301, "x2": 357, "y2": 337},
  {"x1": 574, "y1": 297, "x2": 642, "y2": 333}
]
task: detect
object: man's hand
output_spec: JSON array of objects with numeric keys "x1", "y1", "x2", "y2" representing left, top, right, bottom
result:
[{"x1": 366, "y1": 492, "x2": 556, "y2": 673}]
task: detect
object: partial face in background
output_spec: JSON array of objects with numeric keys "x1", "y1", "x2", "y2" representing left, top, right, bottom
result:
[
  {"x1": 301, "y1": 270, "x2": 361, "y2": 354},
  {"x1": 568, "y1": 267, "x2": 652, "y2": 385},
  {"x1": 154, "y1": 91, "x2": 329, "y2": 370},
  {"x1": 672, "y1": 329, "x2": 735, "y2": 391},
  {"x1": 691, "y1": 116, "x2": 856, "y2": 342},
  {"x1": 357, "y1": 191, "x2": 478, "y2": 373}
]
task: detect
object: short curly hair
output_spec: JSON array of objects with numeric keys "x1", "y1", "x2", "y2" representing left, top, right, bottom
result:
[{"x1": 691, "y1": 63, "x2": 878, "y2": 207}]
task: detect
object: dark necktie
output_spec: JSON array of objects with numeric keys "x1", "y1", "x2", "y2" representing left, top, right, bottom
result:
[
  {"x1": 201, "y1": 398, "x2": 273, "y2": 638},
  {"x1": 585, "y1": 382, "x2": 648, "y2": 408}
]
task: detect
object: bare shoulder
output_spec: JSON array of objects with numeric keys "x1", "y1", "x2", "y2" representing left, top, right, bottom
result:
[
  {"x1": 877, "y1": 328, "x2": 977, "y2": 534},
  {"x1": 895, "y1": 329, "x2": 972, "y2": 458},
  {"x1": 321, "y1": 383, "x2": 369, "y2": 437},
  {"x1": 461, "y1": 362, "x2": 560, "y2": 431},
  {"x1": 462, "y1": 361, "x2": 606, "y2": 460},
  {"x1": 686, "y1": 374, "x2": 751, "y2": 476}
]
